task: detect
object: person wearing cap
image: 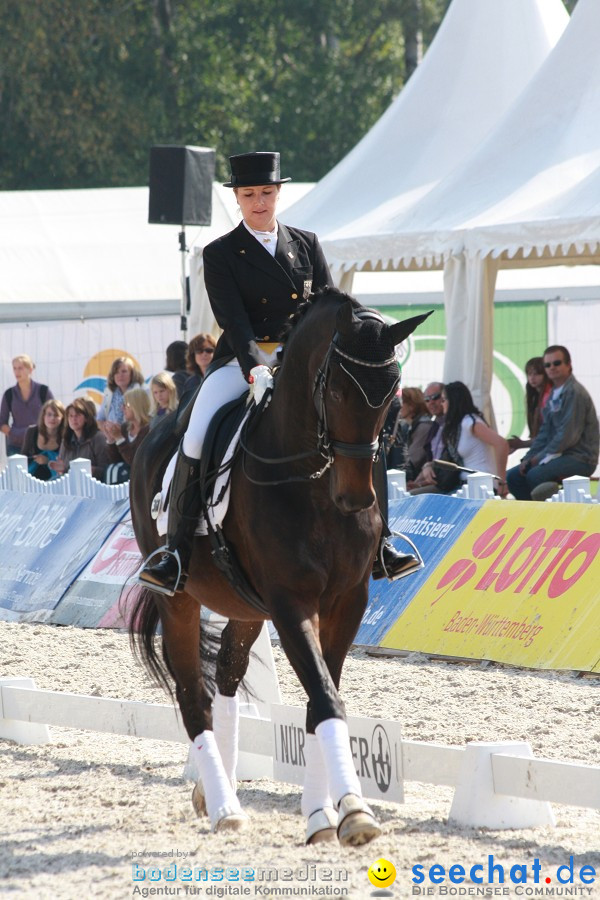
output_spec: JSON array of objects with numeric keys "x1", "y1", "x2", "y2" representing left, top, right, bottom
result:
[{"x1": 139, "y1": 151, "x2": 419, "y2": 594}]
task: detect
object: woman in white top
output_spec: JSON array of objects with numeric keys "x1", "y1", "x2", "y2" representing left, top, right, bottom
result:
[{"x1": 441, "y1": 382, "x2": 509, "y2": 497}]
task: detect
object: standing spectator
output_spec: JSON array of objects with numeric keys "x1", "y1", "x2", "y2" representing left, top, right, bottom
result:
[
  {"x1": 97, "y1": 356, "x2": 145, "y2": 435},
  {"x1": 506, "y1": 345, "x2": 599, "y2": 500},
  {"x1": 399, "y1": 387, "x2": 434, "y2": 483},
  {"x1": 508, "y1": 357, "x2": 552, "y2": 452},
  {"x1": 0, "y1": 355, "x2": 54, "y2": 454},
  {"x1": 22, "y1": 399, "x2": 65, "y2": 481},
  {"x1": 179, "y1": 333, "x2": 217, "y2": 411},
  {"x1": 104, "y1": 387, "x2": 151, "y2": 483},
  {"x1": 165, "y1": 340, "x2": 189, "y2": 399},
  {"x1": 49, "y1": 398, "x2": 109, "y2": 481},
  {"x1": 149, "y1": 372, "x2": 178, "y2": 430}
]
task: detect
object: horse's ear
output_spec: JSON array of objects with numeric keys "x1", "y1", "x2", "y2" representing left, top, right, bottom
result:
[
  {"x1": 388, "y1": 310, "x2": 433, "y2": 347},
  {"x1": 335, "y1": 301, "x2": 357, "y2": 335}
]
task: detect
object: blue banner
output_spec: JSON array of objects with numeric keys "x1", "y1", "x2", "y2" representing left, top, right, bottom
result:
[
  {"x1": 355, "y1": 494, "x2": 483, "y2": 647},
  {"x1": 0, "y1": 491, "x2": 128, "y2": 621}
]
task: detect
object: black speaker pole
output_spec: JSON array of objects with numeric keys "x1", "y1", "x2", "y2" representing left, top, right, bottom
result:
[{"x1": 178, "y1": 227, "x2": 188, "y2": 339}]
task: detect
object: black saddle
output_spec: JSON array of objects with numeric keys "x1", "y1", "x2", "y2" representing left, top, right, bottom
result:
[{"x1": 199, "y1": 392, "x2": 251, "y2": 509}]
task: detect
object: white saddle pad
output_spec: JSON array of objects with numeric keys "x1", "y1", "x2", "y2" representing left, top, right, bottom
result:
[{"x1": 156, "y1": 406, "x2": 252, "y2": 537}]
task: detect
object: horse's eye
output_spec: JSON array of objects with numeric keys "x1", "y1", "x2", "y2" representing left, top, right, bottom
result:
[{"x1": 330, "y1": 389, "x2": 342, "y2": 403}]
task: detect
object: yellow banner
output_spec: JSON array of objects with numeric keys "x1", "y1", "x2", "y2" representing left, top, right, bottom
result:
[{"x1": 382, "y1": 501, "x2": 600, "y2": 672}]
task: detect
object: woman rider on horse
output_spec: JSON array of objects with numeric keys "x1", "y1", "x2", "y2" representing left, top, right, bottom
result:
[{"x1": 139, "y1": 151, "x2": 419, "y2": 595}]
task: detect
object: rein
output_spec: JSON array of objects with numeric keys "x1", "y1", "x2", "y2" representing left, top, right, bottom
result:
[{"x1": 240, "y1": 323, "x2": 398, "y2": 487}]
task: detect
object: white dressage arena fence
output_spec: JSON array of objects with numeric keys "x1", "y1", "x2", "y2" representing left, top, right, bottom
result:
[
  {"x1": 0, "y1": 454, "x2": 130, "y2": 502},
  {"x1": 1, "y1": 677, "x2": 598, "y2": 831},
  {"x1": 388, "y1": 469, "x2": 597, "y2": 504}
]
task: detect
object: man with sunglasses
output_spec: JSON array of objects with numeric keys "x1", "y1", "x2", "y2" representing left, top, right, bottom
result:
[{"x1": 506, "y1": 345, "x2": 599, "y2": 500}]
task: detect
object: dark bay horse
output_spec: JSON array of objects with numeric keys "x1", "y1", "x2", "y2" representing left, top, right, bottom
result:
[{"x1": 129, "y1": 287, "x2": 427, "y2": 845}]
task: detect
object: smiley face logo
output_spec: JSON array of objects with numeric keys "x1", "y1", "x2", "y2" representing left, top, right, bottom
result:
[{"x1": 368, "y1": 857, "x2": 396, "y2": 888}]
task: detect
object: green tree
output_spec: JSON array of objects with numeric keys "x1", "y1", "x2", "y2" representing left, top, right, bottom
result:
[{"x1": 0, "y1": 0, "x2": 448, "y2": 188}]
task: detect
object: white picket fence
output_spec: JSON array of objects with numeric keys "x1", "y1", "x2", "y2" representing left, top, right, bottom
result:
[
  {"x1": 0, "y1": 454, "x2": 129, "y2": 502},
  {"x1": 388, "y1": 469, "x2": 597, "y2": 504},
  {"x1": 1, "y1": 678, "x2": 598, "y2": 830}
]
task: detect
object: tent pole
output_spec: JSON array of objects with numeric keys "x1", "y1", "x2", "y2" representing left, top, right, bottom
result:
[{"x1": 178, "y1": 226, "x2": 188, "y2": 340}]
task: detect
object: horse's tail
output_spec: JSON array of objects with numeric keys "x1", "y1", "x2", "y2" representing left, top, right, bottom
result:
[{"x1": 128, "y1": 587, "x2": 218, "y2": 700}]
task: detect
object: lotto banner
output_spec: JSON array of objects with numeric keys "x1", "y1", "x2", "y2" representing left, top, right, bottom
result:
[{"x1": 382, "y1": 501, "x2": 600, "y2": 673}]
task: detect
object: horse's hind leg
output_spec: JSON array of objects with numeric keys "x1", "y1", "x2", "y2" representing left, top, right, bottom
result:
[
  {"x1": 192, "y1": 619, "x2": 263, "y2": 817},
  {"x1": 214, "y1": 619, "x2": 264, "y2": 785},
  {"x1": 159, "y1": 594, "x2": 247, "y2": 832}
]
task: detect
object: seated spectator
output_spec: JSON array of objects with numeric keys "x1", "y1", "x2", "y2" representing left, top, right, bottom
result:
[
  {"x1": 97, "y1": 356, "x2": 144, "y2": 435},
  {"x1": 179, "y1": 332, "x2": 218, "y2": 410},
  {"x1": 0, "y1": 355, "x2": 54, "y2": 454},
  {"x1": 508, "y1": 357, "x2": 552, "y2": 452},
  {"x1": 408, "y1": 382, "x2": 445, "y2": 492},
  {"x1": 412, "y1": 382, "x2": 508, "y2": 495},
  {"x1": 506, "y1": 345, "x2": 599, "y2": 500},
  {"x1": 382, "y1": 391, "x2": 406, "y2": 470},
  {"x1": 165, "y1": 340, "x2": 190, "y2": 399},
  {"x1": 149, "y1": 372, "x2": 178, "y2": 429},
  {"x1": 49, "y1": 398, "x2": 109, "y2": 481},
  {"x1": 22, "y1": 399, "x2": 66, "y2": 481},
  {"x1": 104, "y1": 387, "x2": 151, "y2": 483},
  {"x1": 399, "y1": 387, "x2": 433, "y2": 482}
]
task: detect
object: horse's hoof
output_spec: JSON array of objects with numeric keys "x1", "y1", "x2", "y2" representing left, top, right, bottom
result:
[
  {"x1": 337, "y1": 794, "x2": 382, "y2": 847},
  {"x1": 305, "y1": 807, "x2": 338, "y2": 845},
  {"x1": 191, "y1": 783, "x2": 207, "y2": 818},
  {"x1": 211, "y1": 804, "x2": 249, "y2": 833}
]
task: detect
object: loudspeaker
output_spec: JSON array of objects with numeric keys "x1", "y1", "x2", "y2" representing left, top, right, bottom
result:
[{"x1": 148, "y1": 145, "x2": 216, "y2": 225}]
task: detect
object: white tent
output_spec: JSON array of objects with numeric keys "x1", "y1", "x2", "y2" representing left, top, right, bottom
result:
[
  {"x1": 285, "y1": 0, "x2": 568, "y2": 268},
  {"x1": 328, "y1": 0, "x2": 600, "y2": 419}
]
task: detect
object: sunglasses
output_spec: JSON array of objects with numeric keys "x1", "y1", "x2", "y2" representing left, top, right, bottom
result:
[
  {"x1": 198, "y1": 347, "x2": 214, "y2": 354},
  {"x1": 424, "y1": 392, "x2": 442, "y2": 403},
  {"x1": 544, "y1": 359, "x2": 564, "y2": 368}
]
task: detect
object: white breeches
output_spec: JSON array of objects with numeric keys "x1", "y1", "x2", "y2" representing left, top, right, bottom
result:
[{"x1": 182, "y1": 360, "x2": 248, "y2": 460}]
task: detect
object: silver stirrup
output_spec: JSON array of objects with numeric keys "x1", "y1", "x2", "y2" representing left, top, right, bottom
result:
[
  {"x1": 134, "y1": 545, "x2": 183, "y2": 597},
  {"x1": 383, "y1": 531, "x2": 425, "y2": 580}
]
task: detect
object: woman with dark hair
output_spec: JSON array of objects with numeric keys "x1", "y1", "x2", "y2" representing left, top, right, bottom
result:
[
  {"x1": 22, "y1": 399, "x2": 65, "y2": 480},
  {"x1": 165, "y1": 340, "x2": 189, "y2": 399},
  {"x1": 97, "y1": 356, "x2": 145, "y2": 435},
  {"x1": 49, "y1": 397, "x2": 109, "y2": 480},
  {"x1": 178, "y1": 333, "x2": 218, "y2": 411},
  {"x1": 442, "y1": 381, "x2": 509, "y2": 496},
  {"x1": 508, "y1": 357, "x2": 552, "y2": 452}
]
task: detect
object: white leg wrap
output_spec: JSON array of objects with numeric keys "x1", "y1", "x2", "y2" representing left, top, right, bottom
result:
[
  {"x1": 315, "y1": 718, "x2": 361, "y2": 807},
  {"x1": 213, "y1": 691, "x2": 239, "y2": 786},
  {"x1": 192, "y1": 731, "x2": 244, "y2": 830},
  {"x1": 301, "y1": 733, "x2": 334, "y2": 818}
]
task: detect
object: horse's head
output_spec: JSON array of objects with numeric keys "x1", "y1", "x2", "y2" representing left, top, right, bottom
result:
[{"x1": 318, "y1": 299, "x2": 431, "y2": 514}]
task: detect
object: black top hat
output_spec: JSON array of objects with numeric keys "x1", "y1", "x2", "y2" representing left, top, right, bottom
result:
[{"x1": 223, "y1": 151, "x2": 291, "y2": 188}]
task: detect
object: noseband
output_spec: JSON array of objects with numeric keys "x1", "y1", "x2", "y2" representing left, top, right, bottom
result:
[{"x1": 240, "y1": 309, "x2": 399, "y2": 485}]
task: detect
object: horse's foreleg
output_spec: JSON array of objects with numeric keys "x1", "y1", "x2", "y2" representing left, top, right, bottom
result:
[
  {"x1": 273, "y1": 600, "x2": 380, "y2": 847},
  {"x1": 159, "y1": 595, "x2": 247, "y2": 832}
]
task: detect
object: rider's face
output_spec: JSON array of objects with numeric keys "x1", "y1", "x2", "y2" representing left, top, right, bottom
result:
[{"x1": 235, "y1": 185, "x2": 280, "y2": 233}]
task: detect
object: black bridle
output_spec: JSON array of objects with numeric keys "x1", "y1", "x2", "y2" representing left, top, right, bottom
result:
[{"x1": 239, "y1": 315, "x2": 399, "y2": 487}]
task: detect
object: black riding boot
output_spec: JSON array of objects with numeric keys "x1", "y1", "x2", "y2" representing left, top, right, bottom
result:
[
  {"x1": 138, "y1": 447, "x2": 201, "y2": 596},
  {"x1": 371, "y1": 455, "x2": 422, "y2": 581}
]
